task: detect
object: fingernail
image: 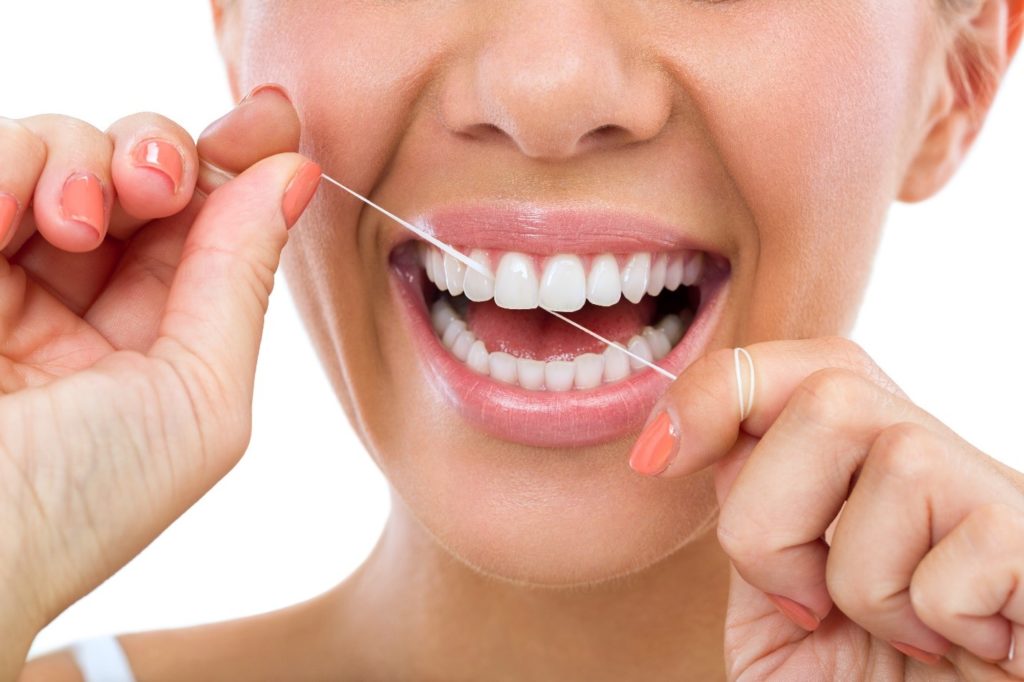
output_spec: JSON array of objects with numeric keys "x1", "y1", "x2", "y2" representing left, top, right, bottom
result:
[
  {"x1": 132, "y1": 139, "x2": 184, "y2": 194},
  {"x1": 766, "y1": 594, "x2": 821, "y2": 632},
  {"x1": 628, "y1": 410, "x2": 679, "y2": 476},
  {"x1": 239, "y1": 82, "x2": 293, "y2": 106},
  {"x1": 0, "y1": 193, "x2": 18, "y2": 242},
  {"x1": 890, "y1": 641, "x2": 942, "y2": 666},
  {"x1": 61, "y1": 173, "x2": 104, "y2": 238},
  {"x1": 200, "y1": 83, "x2": 293, "y2": 140},
  {"x1": 282, "y1": 161, "x2": 321, "y2": 229}
]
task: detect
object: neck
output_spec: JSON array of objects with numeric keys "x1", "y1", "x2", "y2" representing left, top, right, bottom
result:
[{"x1": 325, "y1": 496, "x2": 730, "y2": 680}]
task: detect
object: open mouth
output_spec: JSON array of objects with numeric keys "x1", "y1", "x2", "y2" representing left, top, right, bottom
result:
[
  {"x1": 388, "y1": 207, "x2": 731, "y2": 447},
  {"x1": 419, "y1": 245, "x2": 713, "y2": 390}
]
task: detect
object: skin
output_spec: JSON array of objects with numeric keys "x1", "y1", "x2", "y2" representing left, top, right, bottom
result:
[{"x1": 3, "y1": 0, "x2": 1023, "y2": 679}]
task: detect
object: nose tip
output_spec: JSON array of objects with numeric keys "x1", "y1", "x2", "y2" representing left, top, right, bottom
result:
[{"x1": 439, "y1": 7, "x2": 672, "y2": 161}]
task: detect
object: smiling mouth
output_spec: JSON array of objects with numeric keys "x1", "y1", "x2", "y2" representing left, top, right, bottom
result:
[
  {"x1": 418, "y1": 244, "x2": 718, "y2": 391},
  {"x1": 386, "y1": 206, "x2": 730, "y2": 447}
]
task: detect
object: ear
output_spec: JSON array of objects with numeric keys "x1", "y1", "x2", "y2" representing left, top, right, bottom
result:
[
  {"x1": 210, "y1": 0, "x2": 243, "y2": 102},
  {"x1": 899, "y1": 0, "x2": 1023, "y2": 202}
]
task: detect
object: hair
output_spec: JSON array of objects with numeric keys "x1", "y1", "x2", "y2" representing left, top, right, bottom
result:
[{"x1": 939, "y1": 0, "x2": 1010, "y2": 116}]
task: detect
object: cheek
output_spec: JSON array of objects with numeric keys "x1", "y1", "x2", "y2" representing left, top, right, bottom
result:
[{"x1": 662, "y1": 3, "x2": 933, "y2": 336}]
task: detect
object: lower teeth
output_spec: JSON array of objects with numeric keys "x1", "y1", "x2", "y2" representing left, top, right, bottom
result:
[{"x1": 430, "y1": 298, "x2": 693, "y2": 391}]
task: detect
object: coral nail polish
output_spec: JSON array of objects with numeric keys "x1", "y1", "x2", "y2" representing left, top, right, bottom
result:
[
  {"x1": 628, "y1": 411, "x2": 679, "y2": 476},
  {"x1": 766, "y1": 594, "x2": 822, "y2": 632},
  {"x1": 0, "y1": 193, "x2": 18, "y2": 243},
  {"x1": 890, "y1": 641, "x2": 942, "y2": 666},
  {"x1": 282, "y1": 161, "x2": 322, "y2": 229},
  {"x1": 132, "y1": 139, "x2": 184, "y2": 193},
  {"x1": 61, "y1": 173, "x2": 104, "y2": 238}
]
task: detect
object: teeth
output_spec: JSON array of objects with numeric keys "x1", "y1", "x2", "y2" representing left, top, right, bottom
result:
[
  {"x1": 517, "y1": 358, "x2": 546, "y2": 390},
  {"x1": 463, "y1": 249, "x2": 494, "y2": 302},
  {"x1": 489, "y1": 352, "x2": 518, "y2": 384},
  {"x1": 603, "y1": 344, "x2": 631, "y2": 383},
  {"x1": 451, "y1": 330, "x2": 477, "y2": 362},
  {"x1": 573, "y1": 353, "x2": 604, "y2": 390},
  {"x1": 422, "y1": 244, "x2": 708, "y2": 310},
  {"x1": 431, "y1": 298, "x2": 459, "y2": 335},
  {"x1": 682, "y1": 252, "x2": 704, "y2": 286},
  {"x1": 544, "y1": 361, "x2": 576, "y2": 392},
  {"x1": 646, "y1": 253, "x2": 668, "y2": 297},
  {"x1": 467, "y1": 340, "x2": 490, "y2": 374},
  {"x1": 494, "y1": 252, "x2": 539, "y2": 309},
  {"x1": 643, "y1": 327, "x2": 672, "y2": 361},
  {"x1": 664, "y1": 255, "x2": 684, "y2": 291},
  {"x1": 620, "y1": 253, "x2": 652, "y2": 304},
  {"x1": 444, "y1": 254, "x2": 466, "y2": 296},
  {"x1": 539, "y1": 255, "x2": 587, "y2": 312},
  {"x1": 442, "y1": 319, "x2": 467, "y2": 348},
  {"x1": 586, "y1": 254, "x2": 622, "y2": 307},
  {"x1": 626, "y1": 335, "x2": 654, "y2": 371},
  {"x1": 429, "y1": 249, "x2": 447, "y2": 291},
  {"x1": 430, "y1": 300, "x2": 695, "y2": 391}
]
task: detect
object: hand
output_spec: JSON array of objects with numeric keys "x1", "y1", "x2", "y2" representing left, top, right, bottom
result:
[
  {"x1": 630, "y1": 338, "x2": 1024, "y2": 680},
  {"x1": 0, "y1": 85, "x2": 320, "y2": 671}
]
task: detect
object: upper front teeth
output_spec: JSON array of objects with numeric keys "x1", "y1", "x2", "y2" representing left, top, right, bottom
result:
[{"x1": 422, "y1": 246, "x2": 704, "y2": 311}]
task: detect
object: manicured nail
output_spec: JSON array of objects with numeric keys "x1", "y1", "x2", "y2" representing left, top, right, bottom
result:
[
  {"x1": 0, "y1": 193, "x2": 18, "y2": 243},
  {"x1": 890, "y1": 641, "x2": 942, "y2": 666},
  {"x1": 61, "y1": 173, "x2": 104, "y2": 238},
  {"x1": 766, "y1": 594, "x2": 821, "y2": 632},
  {"x1": 282, "y1": 161, "x2": 322, "y2": 229},
  {"x1": 628, "y1": 410, "x2": 679, "y2": 476},
  {"x1": 132, "y1": 139, "x2": 184, "y2": 193}
]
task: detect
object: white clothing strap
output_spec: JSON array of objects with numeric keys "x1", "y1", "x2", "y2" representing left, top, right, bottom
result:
[{"x1": 71, "y1": 635, "x2": 137, "y2": 682}]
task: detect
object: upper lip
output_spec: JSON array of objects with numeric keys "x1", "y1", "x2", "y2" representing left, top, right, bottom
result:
[{"x1": 390, "y1": 203, "x2": 729, "y2": 258}]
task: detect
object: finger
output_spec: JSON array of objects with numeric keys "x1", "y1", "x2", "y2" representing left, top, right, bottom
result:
[
  {"x1": 148, "y1": 152, "x2": 319, "y2": 462},
  {"x1": 196, "y1": 83, "x2": 301, "y2": 195},
  {"x1": 630, "y1": 337, "x2": 907, "y2": 479},
  {"x1": 11, "y1": 235, "x2": 123, "y2": 315},
  {"x1": 825, "y1": 423, "x2": 966, "y2": 661},
  {"x1": 910, "y1": 502, "x2": 1024, "y2": 675},
  {"x1": 0, "y1": 118, "x2": 47, "y2": 252},
  {"x1": 19, "y1": 115, "x2": 114, "y2": 253},
  {"x1": 715, "y1": 366, "x2": 985, "y2": 631},
  {"x1": 105, "y1": 113, "x2": 198, "y2": 239},
  {"x1": 84, "y1": 202, "x2": 198, "y2": 351}
]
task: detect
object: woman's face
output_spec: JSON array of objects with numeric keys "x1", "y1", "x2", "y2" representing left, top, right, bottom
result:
[{"x1": 223, "y1": 1, "x2": 947, "y2": 584}]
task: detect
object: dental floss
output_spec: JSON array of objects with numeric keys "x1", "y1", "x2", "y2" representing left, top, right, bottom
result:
[{"x1": 317, "y1": 171, "x2": 678, "y2": 382}]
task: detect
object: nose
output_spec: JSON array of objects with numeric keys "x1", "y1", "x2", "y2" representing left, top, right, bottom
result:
[{"x1": 439, "y1": 2, "x2": 672, "y2": 161}]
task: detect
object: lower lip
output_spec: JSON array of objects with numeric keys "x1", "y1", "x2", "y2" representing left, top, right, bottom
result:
[{"x1": 390, "y1": 260, "x2": 729, "y2": 449}]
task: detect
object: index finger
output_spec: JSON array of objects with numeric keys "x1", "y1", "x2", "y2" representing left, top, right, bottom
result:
[{"x1": 628, "y1": 336, "x2": 908, "y2": 478}]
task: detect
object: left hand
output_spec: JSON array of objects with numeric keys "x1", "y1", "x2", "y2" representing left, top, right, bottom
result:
[{"x1": 630, "y1": 337, "x2": 1024, "y2": 680}]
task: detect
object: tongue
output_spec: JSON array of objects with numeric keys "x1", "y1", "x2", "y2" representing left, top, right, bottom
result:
[{"x1": 466, "y1": 298, "x2": 656, "y2": 361}]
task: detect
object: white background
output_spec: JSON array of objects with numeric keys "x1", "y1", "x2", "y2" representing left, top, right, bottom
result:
[{"x1": 1, "y1": 2, "x2": 1020, "y2": 656}]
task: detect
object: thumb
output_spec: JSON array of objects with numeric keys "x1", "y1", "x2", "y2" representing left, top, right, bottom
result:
[
  {"x1": 196, "y1": 83, "x2": 302, "y2": 194},
  {"x1": 150, "y1": 152, "x2": 320, "y2": 456}
]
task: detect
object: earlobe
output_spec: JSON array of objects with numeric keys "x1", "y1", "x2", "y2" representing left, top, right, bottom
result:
[{"x1": 898, "y1": 0, "x2": 1023, "y2": 203}]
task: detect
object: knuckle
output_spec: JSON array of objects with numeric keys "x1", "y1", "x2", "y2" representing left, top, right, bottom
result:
[
  {"x1": 790, "y1": 367, "x2": 865, "y2": 430},
  {"x1": 867, "y1": 422, "x2": 935, "y2": 484},
  {"x1": 716, "y1": 515, "x2": 766, "y2": 569},
  {"x1": 907, "y1": 572, "x2": 941, "y2": 623},
  {"x1": 964, "y1": 502, "x2": 1024, "y2": 555},
  {"x1": 0, "y1": 118, "x2": 47, "y2": 169},
  {"x1": 112, "y1": 111, "x2": 190, "y2": 141},
  {"x1": 825, "y1": 553, "x2": 873, "y2": 617}
]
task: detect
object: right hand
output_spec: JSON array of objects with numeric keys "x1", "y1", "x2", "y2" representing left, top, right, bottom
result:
[{"x1": 0, "y1": 84, "x2": 319, "y2": 666}]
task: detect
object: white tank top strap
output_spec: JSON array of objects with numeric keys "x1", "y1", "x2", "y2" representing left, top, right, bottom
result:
[{"x1": 70, "y1": 635, "x2": 137, "y2": 682}]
